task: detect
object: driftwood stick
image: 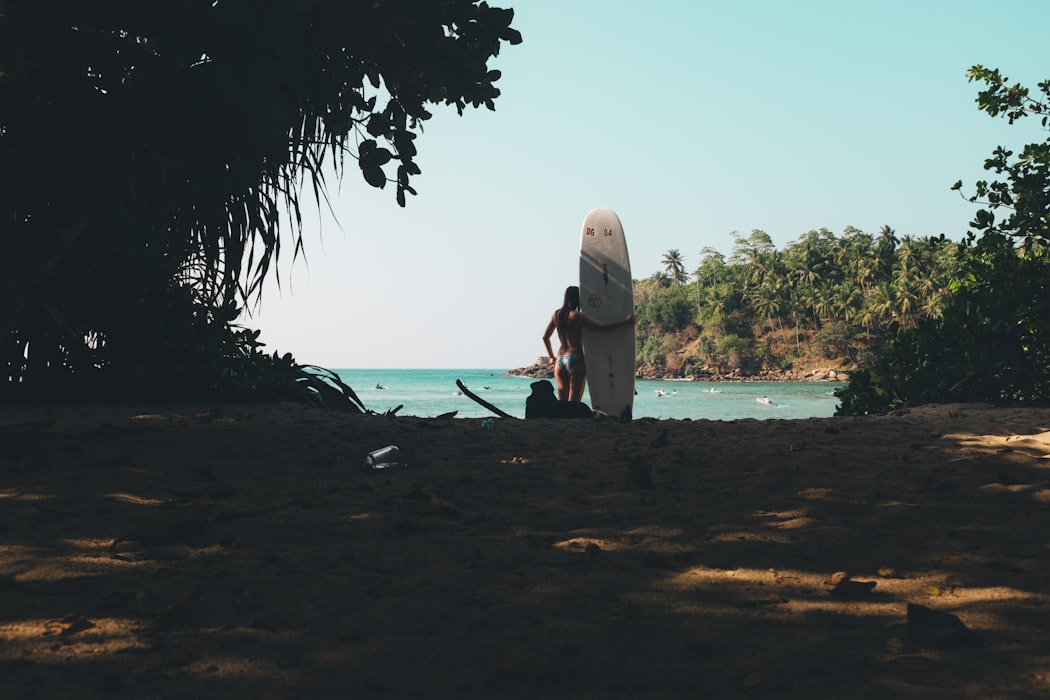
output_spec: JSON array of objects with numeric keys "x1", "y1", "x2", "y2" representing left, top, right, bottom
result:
[{"x1": 456, "y1": 379, "x2": 517, "y2": 420}]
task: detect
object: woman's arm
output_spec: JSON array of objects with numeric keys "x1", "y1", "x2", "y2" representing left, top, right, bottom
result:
[
  {"x1": 542, "y1": 314, "x2": 557, "y2": 364},
  {"x1": 573, "y1": 311, "x2": 636, "y2": 330}
]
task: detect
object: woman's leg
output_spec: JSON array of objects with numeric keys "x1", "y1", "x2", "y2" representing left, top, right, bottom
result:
[
  {"x1": 568, "y1": 358, "x2": 587, "y2": 402},
  {"x1": 555, "y1": 360, "x2": 570, "y2": 401}
]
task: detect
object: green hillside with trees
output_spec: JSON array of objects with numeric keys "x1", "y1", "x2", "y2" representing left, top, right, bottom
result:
[{"x1": 633, "y1": 226, "x2": 964, "y2": 381}]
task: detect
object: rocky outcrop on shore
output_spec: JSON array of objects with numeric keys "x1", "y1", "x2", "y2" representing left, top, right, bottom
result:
[
  {"x1": 505, "y1": 356, "x2": 554, "y2": 379},
  {"x1": 637, "y1": 364, "x2": 851, "y2": 383},
  {"x1": 505, "y1": 356, "x2": 849, "y2": 383}
]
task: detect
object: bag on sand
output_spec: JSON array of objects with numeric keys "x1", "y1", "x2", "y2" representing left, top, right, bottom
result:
[{"x1": 525, "y1": 380, "x2": 592, "y2": 419}]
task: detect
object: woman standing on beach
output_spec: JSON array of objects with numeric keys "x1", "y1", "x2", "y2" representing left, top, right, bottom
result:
[{"x1": 543, "y1": 285, "x2": 634, "y2": 403}]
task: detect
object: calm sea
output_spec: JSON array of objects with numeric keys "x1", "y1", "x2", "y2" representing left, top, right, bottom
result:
[{"x1": 333, "y1": 369, "x2": 842, "y2": 420}]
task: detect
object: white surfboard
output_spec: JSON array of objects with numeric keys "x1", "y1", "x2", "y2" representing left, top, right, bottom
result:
[{"x1": 579, "y1": 208, "x2": 635, "y2": 421}]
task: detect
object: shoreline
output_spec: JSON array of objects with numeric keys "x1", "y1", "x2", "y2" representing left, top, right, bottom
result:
[{"x1": 505, "y1": 355, "x2": 851, "y2": 383}]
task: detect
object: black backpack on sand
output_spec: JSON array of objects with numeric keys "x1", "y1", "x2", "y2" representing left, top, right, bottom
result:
[{"x1": 525, "y1": 380, "x2": 592, "y2": 419}]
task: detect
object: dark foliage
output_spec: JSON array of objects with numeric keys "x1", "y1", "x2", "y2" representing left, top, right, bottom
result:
[
  {"x1": 836, "y1": 234, "x2": 1050, "y2": 414},
  {"x1": 0, "y1": 1, "x2": 519, "y2": 406},
  {"x1": 952, "y1": 66, "x2": 1050, "y2": 248}
]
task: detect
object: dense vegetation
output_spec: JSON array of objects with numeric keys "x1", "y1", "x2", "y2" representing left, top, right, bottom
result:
[
  {"x1": 835, "y1": 232, "x2": 1050, "y2": 414},
  {"x1": 0, "y1": 1, "x2": 520, "y2": 407},
  {"x1": 633, "y1": 226, "x2": 966, "y2": 379}
]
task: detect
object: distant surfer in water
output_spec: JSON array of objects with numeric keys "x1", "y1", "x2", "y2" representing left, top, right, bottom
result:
[{"x1": 542, "y1": 285, "x2": 635, "y2": 402}]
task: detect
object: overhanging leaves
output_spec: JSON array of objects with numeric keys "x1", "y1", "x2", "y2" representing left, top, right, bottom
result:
[{"x1": 0, "y1": 1, "x2": 520, "y2": 403}]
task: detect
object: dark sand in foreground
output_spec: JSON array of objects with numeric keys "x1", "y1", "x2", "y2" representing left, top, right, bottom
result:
[{"x1": 1, "y1": 402, "x2": 1049, "y2": 699}]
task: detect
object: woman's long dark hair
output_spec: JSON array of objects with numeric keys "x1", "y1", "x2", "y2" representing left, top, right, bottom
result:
[{"x1": 557, "y1": 285, "x2": 580, "y2": 335}]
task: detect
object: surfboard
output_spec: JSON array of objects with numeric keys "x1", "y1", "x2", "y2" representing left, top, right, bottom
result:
[{"x1": 579, "y1": 207, "x2": 635, "y2": 421}]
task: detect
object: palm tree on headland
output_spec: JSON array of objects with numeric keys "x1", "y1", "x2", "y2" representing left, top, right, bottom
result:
[
  {"x1": 662, "y1": 249, "x2": 689, "y2": 286},
  {"x1": 876, "y1": 225, "x2": 899, "y2": 281}
]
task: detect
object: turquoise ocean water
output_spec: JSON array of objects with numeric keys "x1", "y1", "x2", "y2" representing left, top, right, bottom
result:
[{"x1": 334, "y1": 369, "x2": 842, "y2": 420}]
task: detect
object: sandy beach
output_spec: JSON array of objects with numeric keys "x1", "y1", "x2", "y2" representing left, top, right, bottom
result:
[{"x1": 1, "y1": 402, "x2": 1048, "y2": 699}]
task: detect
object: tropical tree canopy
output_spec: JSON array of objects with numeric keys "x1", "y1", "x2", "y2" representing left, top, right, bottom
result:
[
  {"x1": 661, "y1": 249, "x2": 689, "y2": 285},
  {"x1": 0, "y1": 1, "x2": 521, "y2": 403},
  {"x1": 835, "y1": 233, "x2": 1050, "y2": 414},
  {"x1": 633, "y1": 224, "x2": 962, "y2": 375},
  {"x1": 952, "y1": 65, "x2": 1050, "y2": 247}
]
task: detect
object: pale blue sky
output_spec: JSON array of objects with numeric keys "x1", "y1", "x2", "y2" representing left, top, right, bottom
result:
[{"x1": 246, "y1": 0, "x2": 1050, "y2": 369}]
